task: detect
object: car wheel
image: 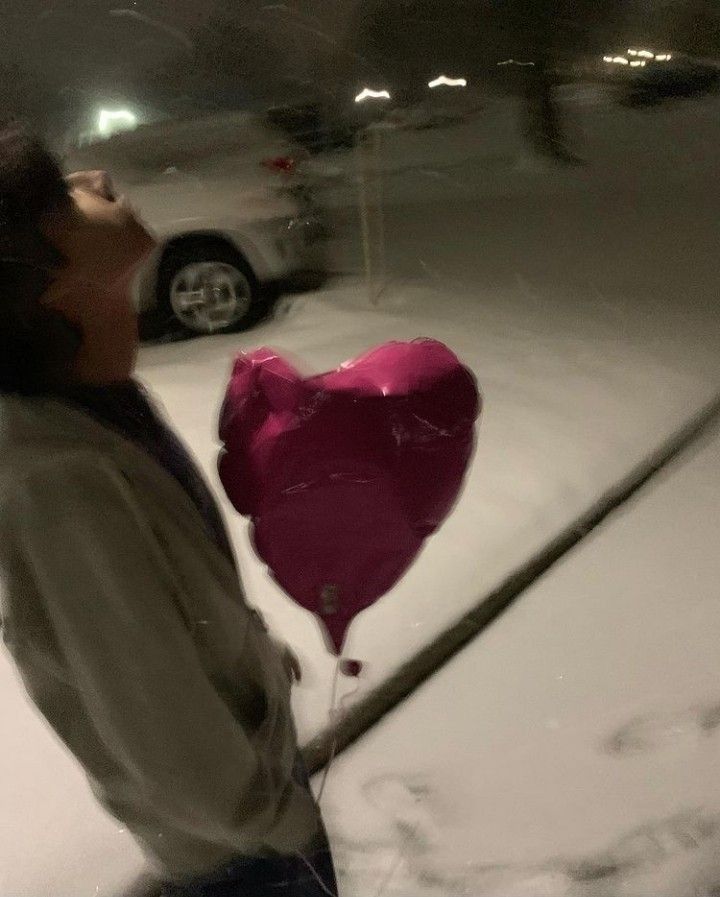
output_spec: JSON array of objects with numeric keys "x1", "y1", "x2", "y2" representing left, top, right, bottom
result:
[{"x1": 157, "y1": 240, "x2": 262, "y2": 336}]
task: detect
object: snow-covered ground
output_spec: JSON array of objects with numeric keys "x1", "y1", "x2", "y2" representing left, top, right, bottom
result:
[
  {"x1": 316, "y1": 421, "x2": 720, "y2": 897},
  {"x1": 133, "y1": 101, "x2": 720, "y2": 749},
  {"x1": 1, "y1": 93, "x2": 719, "y2": 896},
  {"x1": 311, "y1": 91, "x2": 720, "y2": 210},
  {"x1": 137, "y1": 264, "x2": 719, "y2": 751}
]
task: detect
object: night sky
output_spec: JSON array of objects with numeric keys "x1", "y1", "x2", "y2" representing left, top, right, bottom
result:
[
  {"x1": 1, "y1": 0, "x2": 361, "y2": 131},
  {"x1": 2, "y1": 0, "x2": 214, "y2": 91},
  {"x1": 1, "y1": 0, "x2": 711, "y2": 136}
]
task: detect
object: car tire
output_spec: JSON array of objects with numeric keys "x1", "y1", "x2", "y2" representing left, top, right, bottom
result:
[{"x1": 156, "y1": 239, "x2": 264, "y2": 337}]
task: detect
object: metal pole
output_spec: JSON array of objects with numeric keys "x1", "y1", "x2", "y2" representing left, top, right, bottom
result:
[
  {"x1": 355, "y1": 130, "x2": 375, "y2": 304},
  {"x1": 372, "y1": 125, "x2": 386, "y2": 303},
  {"x1": 355, "y1": 124, "x2": 387, "y2": 305}
]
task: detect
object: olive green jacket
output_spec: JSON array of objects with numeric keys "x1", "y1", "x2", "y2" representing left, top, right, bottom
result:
[{"x1": 0, "y1": 393, "x2": 319, "y2": 881}]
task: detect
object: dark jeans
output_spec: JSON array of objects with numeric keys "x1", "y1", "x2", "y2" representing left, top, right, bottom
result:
[{"x1": 160, "y1": 757, "x2": 337, "y2": 897}]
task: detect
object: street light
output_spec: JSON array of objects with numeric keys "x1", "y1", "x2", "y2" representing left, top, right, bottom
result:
[
  {"x1": 428, "y1": 75, "x2": 467, "y2": 89},
  {"x1": 355, "y1": 88, "x2": 391, "y2": 103},
  {"x1": 97, "y1": 108, "x2": 137, "y2": 137}
]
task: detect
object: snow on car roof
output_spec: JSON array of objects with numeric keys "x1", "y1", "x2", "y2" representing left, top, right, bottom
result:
[{"x1": 65, "y1": 111, "x2": 291, "y2": 176}]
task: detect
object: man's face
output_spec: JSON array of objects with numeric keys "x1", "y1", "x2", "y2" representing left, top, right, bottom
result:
[
  {"x1": 45, "y1": 170, "x2": 155, "y2": 293},
  {"x1": 39, "y1": 170, "x2": 156, "y2": 384}
]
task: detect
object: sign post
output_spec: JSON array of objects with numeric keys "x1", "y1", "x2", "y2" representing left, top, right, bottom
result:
[{"x1": 356, "y1": 123, "x2": 387, "y2": 306}]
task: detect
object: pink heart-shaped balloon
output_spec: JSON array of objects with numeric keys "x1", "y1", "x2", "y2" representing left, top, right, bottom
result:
[{"x1": 218, "y1": 339, "x2": 481, "y2": 657}]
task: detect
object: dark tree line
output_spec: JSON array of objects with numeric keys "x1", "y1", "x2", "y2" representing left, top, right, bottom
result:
[
  {"x1": 11, "y1": 0, "x2": 720, "y2": 151},
  {"x1": 349, "y1": 0, "x2": 720, "y2": 159},
  {"x1": 350, "y1": 0, "x2": 627, "y2": 161}
]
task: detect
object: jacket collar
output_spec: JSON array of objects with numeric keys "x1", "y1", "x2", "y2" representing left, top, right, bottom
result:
[
  {"x1": 0, "y1": 391, "x2": 129, "y2": 451},
  {"x1": 0, "y1": 390, "x2": 240, "y2": 585}
]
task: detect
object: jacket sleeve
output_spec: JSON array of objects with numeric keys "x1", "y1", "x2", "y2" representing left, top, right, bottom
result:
[{"x1": 7, "y1": 452, "x2": 318, "y2": 854}]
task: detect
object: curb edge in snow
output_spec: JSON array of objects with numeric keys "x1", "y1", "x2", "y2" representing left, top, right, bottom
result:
[{"x1": 302, "y1": 391, "x2": 720, "y2": 775}]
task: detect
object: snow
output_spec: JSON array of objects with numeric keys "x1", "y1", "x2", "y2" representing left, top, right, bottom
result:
[
  {"x1": 136, "y1": 253, "x2": 720, "y2": 746},
  {"x1": 1, "y1": 92, "x2": 720, "y2": 895},
  {"x1": 314, "y1": 422, "x2": 720, "y2": 897},
  {"x1": 66, "y1": 111, "x2": 295, "y2": 181},
  {"x1": 310, "y1": 92, "x2": 720, "y2": 209}
]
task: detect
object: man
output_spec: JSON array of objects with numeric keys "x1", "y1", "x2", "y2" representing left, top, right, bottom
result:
[{"x1": 0, "y1": 124, "x2": 336, "y2": 897}]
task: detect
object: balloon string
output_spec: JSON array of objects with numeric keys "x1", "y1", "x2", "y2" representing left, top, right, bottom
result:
[
  {"x1": 309, "y1": 657, "x2": 417, "y2": 897},
  {"x1": 301, "y1": 656, "x2": 361, "y2": 897},
  {"x1": 314, "y1": 658, "x2": 341, "y2": 804},
  {"x1": 314, "y1": 657, "x2": 361, "y2": 803},
  {"x1": 329, "y1": 656, "x2": 343, "y2": 720},
  {"x1": 293, "y1": 850, "x2": 339, "y2": 897},
  {"x1": 285, "y1": 661, "x2": 345, "y2": 897}
]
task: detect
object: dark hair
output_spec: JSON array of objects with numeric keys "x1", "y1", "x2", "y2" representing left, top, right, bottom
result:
[{"x1": 0, "y1": 123, "x2": 81, "y2": 395}]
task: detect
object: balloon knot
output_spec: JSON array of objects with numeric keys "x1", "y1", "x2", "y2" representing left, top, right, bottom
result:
[{"x1": 340, "y1": 659, "x2": 363, "y2": 677}]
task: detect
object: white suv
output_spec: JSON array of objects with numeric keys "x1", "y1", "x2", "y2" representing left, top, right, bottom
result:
[{"x1": 65, "y1": 112, "x2": 327, "y2": 336}]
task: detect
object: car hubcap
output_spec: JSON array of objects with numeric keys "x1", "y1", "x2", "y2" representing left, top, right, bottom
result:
[{"x1": 170, "y1": 261, "x2": 252, "y2": 333}]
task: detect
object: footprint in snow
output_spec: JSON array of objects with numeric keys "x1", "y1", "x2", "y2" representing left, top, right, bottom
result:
[{"x1": 603, "y1": 701, "x2": 720, "y2": 755}]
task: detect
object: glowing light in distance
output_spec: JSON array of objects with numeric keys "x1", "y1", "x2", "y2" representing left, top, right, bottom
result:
[
  {"x1": 428, "y1": 75, "x2": 468, "y2": 88},
  {"x1": 612, "y1": 56, "x2": 629, "y2": 65},
  {"x1": 355, "y1": 88, "x2": 391, "y2": 103},
  {"x1": 98, "y1": 108, "x2": 137, "y2": 135},
  {"x1": 497, "y1": 59, "x2": 535, "y2": 66}
]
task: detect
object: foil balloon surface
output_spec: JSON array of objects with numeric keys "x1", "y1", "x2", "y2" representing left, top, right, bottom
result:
[{"x1": 218, "y1": 339, "x2": 481, "y2": 659}]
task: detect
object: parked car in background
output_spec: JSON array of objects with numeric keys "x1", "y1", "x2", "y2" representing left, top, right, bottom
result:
[
  {"x1": 65, "y1": 112, "x2": 328, "y2": 336},
  {"x1": 623, "y1": 55, "x2": 720, "y2": 107},
  {"x1": 598, "y1": 53, "x2": 720, "y2": 108}
]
